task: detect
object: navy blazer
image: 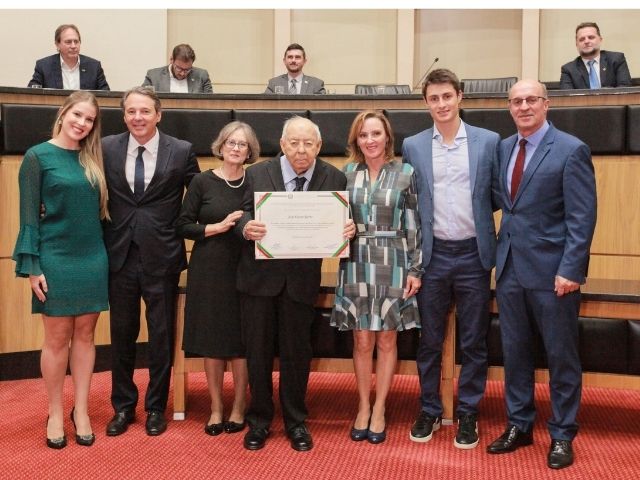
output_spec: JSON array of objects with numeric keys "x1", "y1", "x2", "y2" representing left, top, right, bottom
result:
[
  {"x1": 559, "y1": 50, "x2": 632, "y2": 89},
  {"x1": 102, "y1": 131, "x2": 200, "y2": 276},
  {"x1": 495, "y1": 124, "x2": 597, "y2": 289},
  {"x1": 28, "y1": 54, "x2": 110, "y2": 90},
  {"x1": 402, "y1": 122, "x2": 500, "y2": 271},
  {"x1": 234, "y1": 156, "x2": 346, "y2": 305}
]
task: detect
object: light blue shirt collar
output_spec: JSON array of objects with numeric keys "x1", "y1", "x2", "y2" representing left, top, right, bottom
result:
[{"x1": 280, "y1": 155, "x2": 316, "y2": 191}]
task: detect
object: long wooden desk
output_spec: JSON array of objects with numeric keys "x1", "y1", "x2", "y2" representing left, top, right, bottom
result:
[{"x1": 172, "y1": 276, "x2": 640, "y2": 422}]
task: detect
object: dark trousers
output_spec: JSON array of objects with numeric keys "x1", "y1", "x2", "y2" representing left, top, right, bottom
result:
[
  {"x1": 108, "y1": 243, "x2": 179, "y2": 414},
  {"x1": 496, "y1": 252, "x2": 581, "y2": 440},
  {"x1": 415, "y1": 238, "x2": 491, "y2": 417},
  {"x1": 240, "y1": 288, "x2": 315, "y2": 432}
]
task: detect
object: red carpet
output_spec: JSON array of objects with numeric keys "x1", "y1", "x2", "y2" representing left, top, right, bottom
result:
[{"x1": 1, "y1": 370, "x2": 639, "y2": 479}]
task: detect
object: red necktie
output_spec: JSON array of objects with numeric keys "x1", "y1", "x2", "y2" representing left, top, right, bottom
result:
[{"x1": 510, "y1": 139, "x2": 527, "y2": 201}]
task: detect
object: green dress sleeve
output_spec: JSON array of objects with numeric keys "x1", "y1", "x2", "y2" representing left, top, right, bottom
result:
[{"x1": 12, "y1": 149, "x2": 43, "y2": 277}]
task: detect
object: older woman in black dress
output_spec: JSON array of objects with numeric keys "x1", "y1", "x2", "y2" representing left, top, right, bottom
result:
[{"x1": 177, "y1": 121, "x2": 260, "y2": 435}]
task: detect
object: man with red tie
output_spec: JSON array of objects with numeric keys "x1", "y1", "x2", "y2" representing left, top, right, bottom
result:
[{"x1": 487, "y1": 79, "x2": 597, "y2": 470}]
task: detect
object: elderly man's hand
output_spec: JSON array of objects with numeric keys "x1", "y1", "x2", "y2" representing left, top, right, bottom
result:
[{"x1": 243, "y1": 220, "x2": 267, "y2": 241}]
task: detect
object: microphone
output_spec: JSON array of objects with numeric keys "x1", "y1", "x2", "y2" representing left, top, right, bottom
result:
[{"x1": 413, "y1": 57, "x2": 439, "y2": 92}]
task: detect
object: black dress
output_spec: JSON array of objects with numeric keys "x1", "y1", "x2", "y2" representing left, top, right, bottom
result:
[{"x1": 176, "y1": 170, "x2": 246, "y2": 358}]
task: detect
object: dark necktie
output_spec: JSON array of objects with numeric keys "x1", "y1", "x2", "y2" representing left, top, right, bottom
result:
[
  {"x1": 294, "y1": 176, "x2": 307, "y2": 191},
  {"x1": 510, "y1": 138, "x2": 527, "y2": 202},
  {"x1": 289, "y1": 78, "x2": 297, "y2": 94},
  {"x1": 588, "y1": 59, "x2": 600, "y2": 89},
  {"x1": 134, "y1": 146, "x2": 145, "y2": 200}
]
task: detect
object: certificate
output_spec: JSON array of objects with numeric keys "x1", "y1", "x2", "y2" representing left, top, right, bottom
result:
[{"x1": 254, "y1": 191, "x2": 350, "y2": 259}]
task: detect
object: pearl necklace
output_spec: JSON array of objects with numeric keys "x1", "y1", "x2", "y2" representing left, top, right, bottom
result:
[{"x1": 217, "y1": 167, "x2": 245, "y2": 189}]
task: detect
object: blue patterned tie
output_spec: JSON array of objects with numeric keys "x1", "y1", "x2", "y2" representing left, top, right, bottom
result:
[
  {"x1": 289, "y1": 78, "x2": 297, "y2": 95},
  {"x1": 134, "y1": 146, "x2": 145, "y2": 199},
  {"x1": 294, "y1": 176, "x2": 306, "y2": 191},
  {"x1": 588, "y1": 59, "x2": 600, "y2": 89}
]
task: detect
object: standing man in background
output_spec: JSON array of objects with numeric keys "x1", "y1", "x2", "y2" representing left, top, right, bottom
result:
[
  {"x1": 264, "y1": 44, "x2": 326, "y2": 94},
  {"x1": 560, "y1": 22, "x2": 631, "y2": 89},
  {"x1": 28, "y1": 24, "x2": 110, "y2": 90},
  {"x1": 102, "y1": 86, "x2": 200, "y2": 438}
]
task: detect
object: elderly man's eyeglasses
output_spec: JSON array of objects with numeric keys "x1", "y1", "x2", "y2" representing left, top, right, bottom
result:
[
  {"x1": 508, "y1": 96, "x2": 547, "y2": 107},
  {"x1": 225, "y1": 140, "x2": 249, "y2": 150}
]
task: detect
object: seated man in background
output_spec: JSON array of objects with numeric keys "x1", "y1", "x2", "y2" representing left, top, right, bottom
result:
[
  {"x1": 142, "y1": 43, "x2": 213, "y2": 94},
  {"x1": 560, "y1": 22, "x2": 631, "y2": 89},
  {"x1": 28, "y1": 24, "x2": 110, "y2": 90},
  {"x1": 264, "y1": 43, "x2": 326, "y2": 94}
]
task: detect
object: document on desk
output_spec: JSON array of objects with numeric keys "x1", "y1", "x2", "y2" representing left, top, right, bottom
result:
[{"x1": 254, "y1": 191, "x2": 350, "y2": 259}]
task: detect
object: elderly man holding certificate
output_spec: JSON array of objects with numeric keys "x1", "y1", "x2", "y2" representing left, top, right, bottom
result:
[{"x1": 236, "y1": 116, "x2": 355, "y2": 452}]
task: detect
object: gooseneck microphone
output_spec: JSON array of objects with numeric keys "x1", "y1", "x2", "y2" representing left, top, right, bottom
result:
[{"x1": 413, "y1": 57, "x2": 440, "y2": 92}]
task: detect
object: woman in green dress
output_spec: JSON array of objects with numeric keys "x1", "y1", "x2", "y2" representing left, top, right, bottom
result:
[
  {"x1": 331, "y1": 110, "x2": 423, "y2": 444},
  {"x1": 13, "y1": 91, "x2": 109, "y2": 449}
]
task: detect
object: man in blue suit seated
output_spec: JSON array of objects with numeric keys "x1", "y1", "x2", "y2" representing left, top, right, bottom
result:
[
  {"x1": 264, "y1": 43, "x2": 325, "y2": 95},
  {"x1": 487, "y1": 79, "x2": 597, "y2": 470},
  {"x1": 142, "y1": 43, "x2": 213, "y2": 94},
  {"x1": 403, "y1": 68, "x2": 500, "y2": 450},
  {"x1": 28, "y1": 24, "x2": 109, "y2": 90},
  {"x1": 560, "y1": 22, "x2": 631, "y2": 89}
]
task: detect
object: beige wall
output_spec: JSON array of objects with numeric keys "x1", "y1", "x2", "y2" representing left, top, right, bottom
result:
[
  {"x1": 415, "y1": 10, "x2": 523, "y2": 85},
  {"x1": 539, "y1": 10, "x2": 640, "y2": 82},
  {"x1": 2, "y1": 9, "x2": 639, "y2": 93}
]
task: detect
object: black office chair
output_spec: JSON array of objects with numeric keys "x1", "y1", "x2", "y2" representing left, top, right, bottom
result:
[
  {"x1": 354, "y1": 84, "x2": 411, "y2": 95},
  {"x1": 460, "y1": 77, "x2": 517, "y2": 93}
]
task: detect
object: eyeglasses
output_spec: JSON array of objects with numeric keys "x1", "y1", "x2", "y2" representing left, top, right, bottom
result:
[
  {"x1": 225, "y1": 139, "x2": 249, "y2": 150},
  {"x1": 508, "y1": 96, "x2": 547, "y2": 107},
  {"x1": 172, "y1": 63, "x2": 192, "y2": 75}
]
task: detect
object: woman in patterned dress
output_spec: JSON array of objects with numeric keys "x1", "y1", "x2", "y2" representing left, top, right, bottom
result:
[
  {"x1": 331, "y1": 110, "x2": 423, "y2": 444},
  {"x1": 13, "y1": 91, "x2": 109, "y2": 448}
]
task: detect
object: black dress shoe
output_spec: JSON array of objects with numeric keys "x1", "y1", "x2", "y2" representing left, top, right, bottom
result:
[
  {"x1": 487, "y1": 425, "x2": 533, "y2": 454},
  {"x1": 145, "y1": 411, "x2": 167, "y2": 436},
  {"x1": 204, "y1": 422, "x2": 224, "y2": 436},
  {"x1": 106, "y1": 411, "x2": 135, "y2": 436},
  {"x1": 71, "y1": 408, "x2": 95, "y2": 446},
  {"x1": 224, "y1": 420, "x2": 246, "y2": 434},
  {"x1": 244, "y1": 427, "x2": 269, "y2": 450},
  {"x1": 46, "y1": 416, "x2": 67, "y2": 450},
  {"x1": 547, "y1": 439, "x2": 574, "y2": 469},
  {"x1": 288, "y1": 423, "x2": 313, "y2": 452},
  {"x1": 350, "y1": 425, "x2": 369, "y2": 441}
]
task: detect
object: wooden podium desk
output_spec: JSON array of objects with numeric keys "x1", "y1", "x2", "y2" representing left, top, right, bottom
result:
[{"x1": 172, "y1": 272, "x2": 640, "y2": 422}]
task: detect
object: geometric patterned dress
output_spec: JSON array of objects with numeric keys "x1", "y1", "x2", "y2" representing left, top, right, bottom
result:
[{"x1": 331, "y1": 160, "x2": 423, "y2": 331}]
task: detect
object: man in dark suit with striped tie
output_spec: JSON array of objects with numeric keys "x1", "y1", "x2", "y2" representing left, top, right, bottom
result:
[{"x1": 102, "y1": 86, "x2": 199, "y2": 437}]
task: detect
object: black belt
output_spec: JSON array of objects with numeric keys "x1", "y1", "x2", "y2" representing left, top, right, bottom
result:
[{"x1": 432, "y1": 237, "x2": 477, "y2": 253}]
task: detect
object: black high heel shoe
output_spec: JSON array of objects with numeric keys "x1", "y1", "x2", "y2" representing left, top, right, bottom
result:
[
  {"x1": 71, "y1": 408, "x2": 96, "y2": 446},
  {"x1": 46, "y1": 416, "x2": 67, "y2": 450}
]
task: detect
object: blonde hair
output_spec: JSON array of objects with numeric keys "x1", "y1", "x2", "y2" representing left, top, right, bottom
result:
[
  {"x1": 346, "y1": 110, "x2": 395, "y2": 164},
  {"x1": 52, "y1": 91, "x2": 110, "y2": 220}
]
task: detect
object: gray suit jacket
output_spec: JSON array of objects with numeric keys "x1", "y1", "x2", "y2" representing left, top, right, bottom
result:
[
  {"x1": 402, "y1": 121, "x2": 500, "y2": 271},
  {"x1": 560, "y1": 50, "x2": 632, "y2": 89},
  {"x1": 495, "y1": 124, "x2": 597, "y2": 288},
  {"x1": 264, "y1": 74, "x2": 326, "y2": 94},
  {"x1": 142, "y1": 66, "x2": 213, "y2": 93}
]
